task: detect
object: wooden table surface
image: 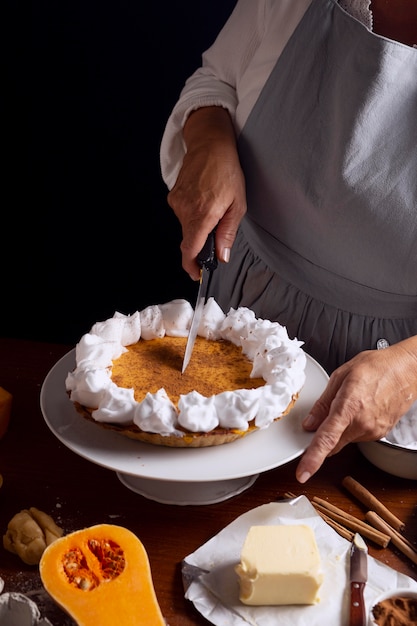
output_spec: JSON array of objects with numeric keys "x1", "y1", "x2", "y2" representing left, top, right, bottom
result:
[{"x1": 0, "y1": 337, "x2": 416, "y2": 625}]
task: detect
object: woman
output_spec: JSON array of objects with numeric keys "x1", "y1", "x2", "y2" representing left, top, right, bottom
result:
[{"x1": 160, "y1": 0, "x2": 417, "y2": 482}]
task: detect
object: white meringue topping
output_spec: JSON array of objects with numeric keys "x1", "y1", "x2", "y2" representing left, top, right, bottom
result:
[{"x1": 66, "y1": 298, "x2": 307, "y2": 438}]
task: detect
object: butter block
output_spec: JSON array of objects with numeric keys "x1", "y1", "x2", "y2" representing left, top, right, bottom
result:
[
  {"x1": 235, "y1": 524, "x2": 323, "y2": 605},
  {"x1": 0, "y1": 387, "x2": 12, "y2": 439}
]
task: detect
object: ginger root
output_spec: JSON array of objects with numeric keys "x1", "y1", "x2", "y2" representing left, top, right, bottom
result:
[{"x1": 3, "y1": 507, "x2": 64, "y2": 565}]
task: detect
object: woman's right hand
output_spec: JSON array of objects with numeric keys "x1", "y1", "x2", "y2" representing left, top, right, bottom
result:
[{"x1": 167, "y1": 106, "x2": 247, "y2": 280}]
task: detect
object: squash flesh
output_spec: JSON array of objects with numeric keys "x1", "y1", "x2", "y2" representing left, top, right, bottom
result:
[{"x1": 39, "y1": 524, "x2": 166, "y2": 626}]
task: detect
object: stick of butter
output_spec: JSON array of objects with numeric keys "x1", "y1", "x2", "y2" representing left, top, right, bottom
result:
[{"x1": 235, "y1": 524, "x2": 323, "y2": 605}]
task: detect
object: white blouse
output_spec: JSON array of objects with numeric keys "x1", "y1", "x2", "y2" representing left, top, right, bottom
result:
[{"x1": 160, "y1": 0, "x2": 373, "y2": 189}]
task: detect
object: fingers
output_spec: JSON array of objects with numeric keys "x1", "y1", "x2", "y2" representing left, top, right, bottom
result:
[
  {"x1": 214, "y1": 202, "x2": 245, "y2": 263},
  {"x1": 169, "y1": 175, "x2": 246, "y2": 279},
  {"x1": 296, "y1": 361, "x2": 372, "y2": 483},
  {"x1": 295, "y1": 346, "x2": 417, "y2": 483},
  {"x1": 177, "y1": 206, "x2": 242, "y2": 280},
  {"x1": 296, "y1": 383, "x2": 355, "y2": 483},
  {"x1": 179, "y1": 220, "x2": 219, "y2": 280},
  {"x1": 296, "y1": 416, "x2": 351, "y2": 484}
]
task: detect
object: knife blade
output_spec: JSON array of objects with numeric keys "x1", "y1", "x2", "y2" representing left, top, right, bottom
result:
[
  {"x1": 349, "y1": 533, "x2": 368, "y2": 626},
  {"x1": 182, "y1": 230, "x2": 218, "y2": 374}
]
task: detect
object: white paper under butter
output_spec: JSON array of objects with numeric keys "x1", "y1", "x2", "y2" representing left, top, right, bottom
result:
[
  {"x1": 182, "y1": 496, "x2": 417, "y2": 626},
  {"x1": 236, "y1": 524, "x2": 322, "y2": 605}
]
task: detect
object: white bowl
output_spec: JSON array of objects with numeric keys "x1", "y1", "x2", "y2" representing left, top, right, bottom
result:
[
  {"x1": 369, "y1": 587, "x2": 417, "y2": 625},
  {"x1": 358, "y1": 438, "x2": 417, "y2": 480}
]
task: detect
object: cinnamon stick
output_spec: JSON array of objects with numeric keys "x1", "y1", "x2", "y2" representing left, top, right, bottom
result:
[
  {"x1": 316, "y1": 510, "x2": 355, "y2": 542},
  {"x1": 282, "y1": 492, "x2": 355, "y2": 540},
  {"x1": 365, "y1": 511, "x2": 417, "y2": 566},
  {"x1": 376, "y1": 519, "x2": 416, "y2": 551},
  {"x1": 342, "y1": 476, "x2": 405, "y2": 531},
  {"x1": 312, "y1": 497, "x2": 390, "y2": 547},
  {"x1": 284, "y1": 492, "x2": 297, "y2": 499}
]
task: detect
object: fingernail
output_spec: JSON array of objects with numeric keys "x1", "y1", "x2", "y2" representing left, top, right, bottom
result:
[
  {"x1": 297, "y1": 471, "x2": 311, "y2": 484},
  {"x1": 302, "y1": 413, "x2": 315, "y2": 428},
  {"x1": 220, "y1": 247, "x2": 231, "y2": 263}
]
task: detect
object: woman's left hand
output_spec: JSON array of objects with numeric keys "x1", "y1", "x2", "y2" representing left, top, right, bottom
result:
[{"x1": 296, "y1": 336, "x2": 417, "y2": 483}]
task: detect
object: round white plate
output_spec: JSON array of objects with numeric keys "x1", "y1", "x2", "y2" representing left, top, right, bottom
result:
[{"x1": 40, "y1": 350, "x2": 328, "y2": 504}]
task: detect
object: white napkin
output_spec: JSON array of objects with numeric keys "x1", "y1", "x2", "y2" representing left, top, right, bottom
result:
[
  {"x1": 386, "y1": 399, "x2": 417, "y2": 449},
  {"x1": 182, "y1": 496, "x2": 417, "y2": 626},
  {"x1": 0, "y1": 592, "x2": 53, "y2": 626}
]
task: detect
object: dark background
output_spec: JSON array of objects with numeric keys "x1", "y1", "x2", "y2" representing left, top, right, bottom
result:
[{"x1": 3, "y1": 1, "x2": 237, "y2": 344}]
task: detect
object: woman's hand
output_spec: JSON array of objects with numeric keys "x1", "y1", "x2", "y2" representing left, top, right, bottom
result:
[
  {"x1": 167, "y1": 106, "x2": 247, "y2": 280},
  {"x1": 296, "y1": 336, "x2": 417, "y2": 482}
]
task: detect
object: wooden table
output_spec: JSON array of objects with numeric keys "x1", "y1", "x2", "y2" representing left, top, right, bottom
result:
[{"x1": 0, "y1": 338, "x2": 416, "y2": 625}]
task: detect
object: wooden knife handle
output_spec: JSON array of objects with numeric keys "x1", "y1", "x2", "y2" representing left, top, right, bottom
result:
[{"x1": 349, "y1": 582, "x2": 366, "y2": 626}]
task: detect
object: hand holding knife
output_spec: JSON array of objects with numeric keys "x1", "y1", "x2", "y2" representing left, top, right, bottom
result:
[{"x1": 182, "y1": 229, "x2": 218, "y2": 374}]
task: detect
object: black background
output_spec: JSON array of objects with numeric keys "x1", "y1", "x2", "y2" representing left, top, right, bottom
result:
[{"x1": 3, "y1": 1, "x2": 237, "y2": 343}]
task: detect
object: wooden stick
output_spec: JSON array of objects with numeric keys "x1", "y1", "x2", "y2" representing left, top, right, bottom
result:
[
  {"x1": 312, "y1": 497, "x2": 390, "y2": 547},
  {"x1": 365, "y1": 511, "x2": 417, "y2": 566},
  {"x1": 342, "y1": 476, "x2": 405, "y2": 531}
]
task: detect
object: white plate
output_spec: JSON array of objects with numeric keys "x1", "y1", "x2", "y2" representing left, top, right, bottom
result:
[{"x1": 40, "y1": 350, "x2": 328, "y2": 504}]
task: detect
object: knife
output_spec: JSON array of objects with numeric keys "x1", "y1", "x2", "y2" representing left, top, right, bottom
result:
[
  {"x1": 349, "y1": 533, "x2": 368, "y2": 626},
  {"x1": 182, "y1": 230, "x2": 218, "y2": 374}
]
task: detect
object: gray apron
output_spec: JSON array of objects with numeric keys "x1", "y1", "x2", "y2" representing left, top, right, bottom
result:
[{"x1": 208, "y1": 0, "x2": 417, "y2": 373}]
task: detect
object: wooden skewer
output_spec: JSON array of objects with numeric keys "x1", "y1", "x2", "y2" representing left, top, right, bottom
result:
[
  {"x1": 342, "y1": 476, "x2": 405, "y2": 531},
  {"x1": 312, "y1": 497, "x2": 390, "y2": 547},
  {"x1": 365, "y1": 511, "x2": 417, "y2": 566}
]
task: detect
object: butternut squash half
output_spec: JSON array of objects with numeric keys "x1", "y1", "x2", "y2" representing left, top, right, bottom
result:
[{"x1": 39, "y1": 524, "x2": 166, "y2": 626}]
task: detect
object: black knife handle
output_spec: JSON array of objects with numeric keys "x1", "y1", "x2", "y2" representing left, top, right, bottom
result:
[
  {"x1": 349, "y1": 582, "x2": 366, "y2": 626},
  {"x1": 197, "y1": 229, "x2": 218, "y2": 272}
]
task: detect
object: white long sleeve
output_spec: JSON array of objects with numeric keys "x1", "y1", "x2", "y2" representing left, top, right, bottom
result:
[
  {"x1": 159, "y1": 0, "x2": 376, "y2": 189},
  {"x1": 160, "y1": 0, "x2": 313, "y2": 190}
]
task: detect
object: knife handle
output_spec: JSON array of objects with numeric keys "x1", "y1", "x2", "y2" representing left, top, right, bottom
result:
[
  {"x1": 349, "y1": 582, "x2": 366, "y2": 626},
  {"x1": 197, "y1": 229, "x2": 218, "y2": 272}
]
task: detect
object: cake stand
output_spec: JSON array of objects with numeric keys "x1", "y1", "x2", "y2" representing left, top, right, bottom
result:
[{"x1": 40, "y1": 350, "x2": 328, "y2": 505}]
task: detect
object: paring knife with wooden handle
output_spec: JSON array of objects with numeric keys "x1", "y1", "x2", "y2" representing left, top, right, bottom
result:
[{"x1": 349, "y1": 533, "x2": 368, "y2": 626}]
